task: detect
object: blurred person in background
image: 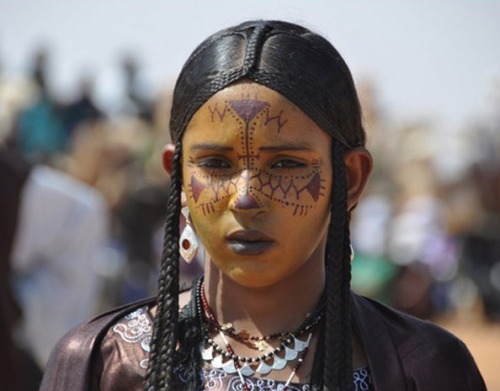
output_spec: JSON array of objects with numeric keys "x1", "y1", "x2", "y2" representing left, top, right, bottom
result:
[
  {"x1": 0, "y1": 142, "x2": 109, "y2": 389},
  {"x1": 13, "y1": 46, "x2": 66, "y2": 163},
  {"x1": 120, "y1": 54, "x2": 155, "y2": 124},
  {"x1": 61, "y1": 117, "x2": 164, "y2": 306},
  {"x1": 61, "y1": 74, "x2": 105, "y2": 144}
]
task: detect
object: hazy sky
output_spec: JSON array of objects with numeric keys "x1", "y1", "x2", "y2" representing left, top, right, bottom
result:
[{"x1": 1, "y1": 1, "x2": 499, "y2": 131}]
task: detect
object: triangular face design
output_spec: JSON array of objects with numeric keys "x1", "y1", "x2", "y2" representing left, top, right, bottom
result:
[
  {"x1": 304, "y1": 172, "x2": 321, "y2": 202},
  {"x1": 234, "y1": 192, "x2": 261, "y2": 210},
  {"x1": 228, "y1": 99, "x2": 269, "y2": 123}
]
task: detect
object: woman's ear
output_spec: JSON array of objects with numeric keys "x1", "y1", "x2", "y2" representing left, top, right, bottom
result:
[
  {"x1": 162, "y1": 143, "x2": 188, "y2": 206},
  {"x1": 344, "y1": 147, "x2": 373, "y2": 211},
  {"x1": 161, "y1": 144, "x2": 176, "y2": 175}
]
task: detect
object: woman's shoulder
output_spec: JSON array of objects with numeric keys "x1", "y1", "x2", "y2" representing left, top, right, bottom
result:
[
  {"x1": 98, "y1": 304, "x2": 155, "y2": 390},
  {"x1": 66, "y1": 296, "x2": 157, "y2": 354},
  {"x1": 40, "y1": 297, "x2": 156, "y2": 391},
  {"x1": 353, "y1": 293, "x2": 465, "y2": 350},
  {"x1": 352, "y1": 293, "x2": 486, "y2": 391}
]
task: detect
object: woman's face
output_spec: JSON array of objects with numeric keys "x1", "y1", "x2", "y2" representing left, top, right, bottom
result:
[{"x1": 182, "y1": 82, "x2": 333, "y2": 288}]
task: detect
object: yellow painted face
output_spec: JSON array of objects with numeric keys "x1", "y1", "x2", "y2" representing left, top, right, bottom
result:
[{"x1": 182, "y1": 82, "x2": 333, "y2": 288}]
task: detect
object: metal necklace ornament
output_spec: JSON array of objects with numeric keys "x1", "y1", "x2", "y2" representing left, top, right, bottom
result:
[
  {"x1": 195, "y1": 279, "x2": 323, "y2": 382},
  {"x1": 201, "y1": 331, "x2": 313, "y2": 376}
]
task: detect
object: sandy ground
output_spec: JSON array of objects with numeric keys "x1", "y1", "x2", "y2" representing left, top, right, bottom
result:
[{"x1": 437, "y1": 309, "x2": 500, "y2": 391}]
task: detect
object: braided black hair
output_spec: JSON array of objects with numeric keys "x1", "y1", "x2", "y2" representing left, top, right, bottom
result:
[
  {"x1": 145, "y1": 20, "x2": 365, "y2": 390},
  {"x1": 144, "y1": 141, "x2": 182, "y2": 391},
  {"x1": 323, "y1": 140, "x2": 353, "y2": 390}
]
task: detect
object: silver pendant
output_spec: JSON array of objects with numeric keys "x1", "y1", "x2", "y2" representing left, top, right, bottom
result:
[
  {"x1": 212, "y1": 354, "x2": 224, "y2": 369},
  {"x1": 201, "y1": 345, "x2": 213, "y2": 360},
  {"x1": 240, "y1": 363, "x2": 254, "y2": 377},
  {"x1": 222, "y1": 359, "x2": 238, "y2": 374},
  {"x1": 284, "y1": 346, "x2": 298, "y2": 360},
  {"x1": 293, "y1": 334, "x2": 311, "y2": 352},
  {"x1": 256, "y1": 361, "x2": 272, "y2": 375},
  {"x1": 271, "y1": 355, "x2": 287, "y2": 370}
]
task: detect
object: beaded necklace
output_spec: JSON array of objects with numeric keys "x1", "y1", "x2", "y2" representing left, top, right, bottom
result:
[
  {"x1": 203, "y1": 288, "x2": 325, "y2": 351},
  {"x1": 195, "y1": 279, "x2": 324, "y2": 391}
]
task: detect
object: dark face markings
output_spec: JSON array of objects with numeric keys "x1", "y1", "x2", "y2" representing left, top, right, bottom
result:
[{"x1": 189, "y1": 99, "x2": 326, "y2": 216}]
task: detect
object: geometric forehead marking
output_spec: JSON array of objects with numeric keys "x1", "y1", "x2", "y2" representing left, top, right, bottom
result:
[{"x1": 228, "y1": 99, "x2": 269, "y2": 123}]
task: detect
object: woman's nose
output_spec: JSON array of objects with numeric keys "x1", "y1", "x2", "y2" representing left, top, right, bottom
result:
[{"x1": 229, "y1": 170, "x2": 265, "y2": 212}]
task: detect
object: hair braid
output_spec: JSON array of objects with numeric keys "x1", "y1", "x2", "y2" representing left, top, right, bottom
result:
[
  {"x1": 322, "y1": 140, "x2": 353, "y2": 391},
  {"x1": 242, "y1": 22, "x2": 272, "y2": 72},
  {"x1": 339, "y1": 209, "x2": 353, "y2": 390},
  {"x1": 144, "y1": 141, "x2": 183, "y2": 391}
]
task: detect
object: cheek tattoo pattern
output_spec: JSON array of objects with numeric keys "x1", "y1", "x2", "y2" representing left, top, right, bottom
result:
[{"x1": 189, "y1": 99, "x2": 326, "y2": 216}]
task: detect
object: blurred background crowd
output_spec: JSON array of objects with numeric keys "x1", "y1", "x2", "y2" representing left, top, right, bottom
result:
[{"x1": 1, "y1": 3, "x2": 500, "y2": 390}]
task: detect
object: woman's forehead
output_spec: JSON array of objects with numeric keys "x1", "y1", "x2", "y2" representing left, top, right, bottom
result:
[
  {"x1": 186, "y1": 82, "x2": 314, "y2": 131},
  {"x1": 206, "y1": 81, "x2": 294, "y2": 108},
  {"x1": 183, "y1": 82, "x2": 331, "y2": 149}
]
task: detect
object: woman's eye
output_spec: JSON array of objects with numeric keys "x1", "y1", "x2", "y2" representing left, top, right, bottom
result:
[
  {"x1": 271, "y1": 159, "x2": 306, "y2": 169},
  {"x1": 198, "y1": 158, "x2": 231, "y2": 169}
]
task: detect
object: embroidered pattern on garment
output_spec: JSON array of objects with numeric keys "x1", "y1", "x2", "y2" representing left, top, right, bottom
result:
[
  {"x1": 112, "y1": 307, "x2": 152, "y2": 369},
  {"x1": 353, "y1": 367, "x2": 373, "y2": 391},
  {"x1": 177, "y1": 366, "x2": 373, "y2": 390},
  {"x1": 203, "y1": 368, "x2": 310, "y2": 391}
]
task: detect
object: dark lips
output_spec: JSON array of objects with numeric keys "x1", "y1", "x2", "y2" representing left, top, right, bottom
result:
[{"x1": 226, "y1": 230, "x2": 274, "y2": 255}]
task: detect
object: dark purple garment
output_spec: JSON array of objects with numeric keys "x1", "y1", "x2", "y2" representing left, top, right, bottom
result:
[{"x1": 40, "y1": 294, "x2": 487, "y2": 391}]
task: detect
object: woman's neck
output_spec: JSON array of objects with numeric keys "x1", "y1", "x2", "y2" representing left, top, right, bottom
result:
[{"x1": 203, "y1": 253, "x2": 325, "y2": 338}]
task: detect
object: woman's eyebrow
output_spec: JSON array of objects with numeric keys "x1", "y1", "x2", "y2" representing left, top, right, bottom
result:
[
  {"x1": 259, "y1": 144, "x2": 314, "y2": 152},
  {"x1": 189, "y1": 143, "x2": 234, "y2": 152}
]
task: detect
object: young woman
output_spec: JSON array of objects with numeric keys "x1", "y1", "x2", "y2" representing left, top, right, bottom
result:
[{"x1": 40, "y1": 20, "x2": 486, "y2": 391}]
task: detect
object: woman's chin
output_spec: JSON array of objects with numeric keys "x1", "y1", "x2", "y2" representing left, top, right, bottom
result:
[{"x1": 224, "y1": 267, "x2": 289, "y2": 289}]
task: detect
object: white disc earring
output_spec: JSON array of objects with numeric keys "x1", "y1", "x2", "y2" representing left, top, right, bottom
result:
[{"x1": 179, "y1": 207, "x2": 199, "y2": 263}]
